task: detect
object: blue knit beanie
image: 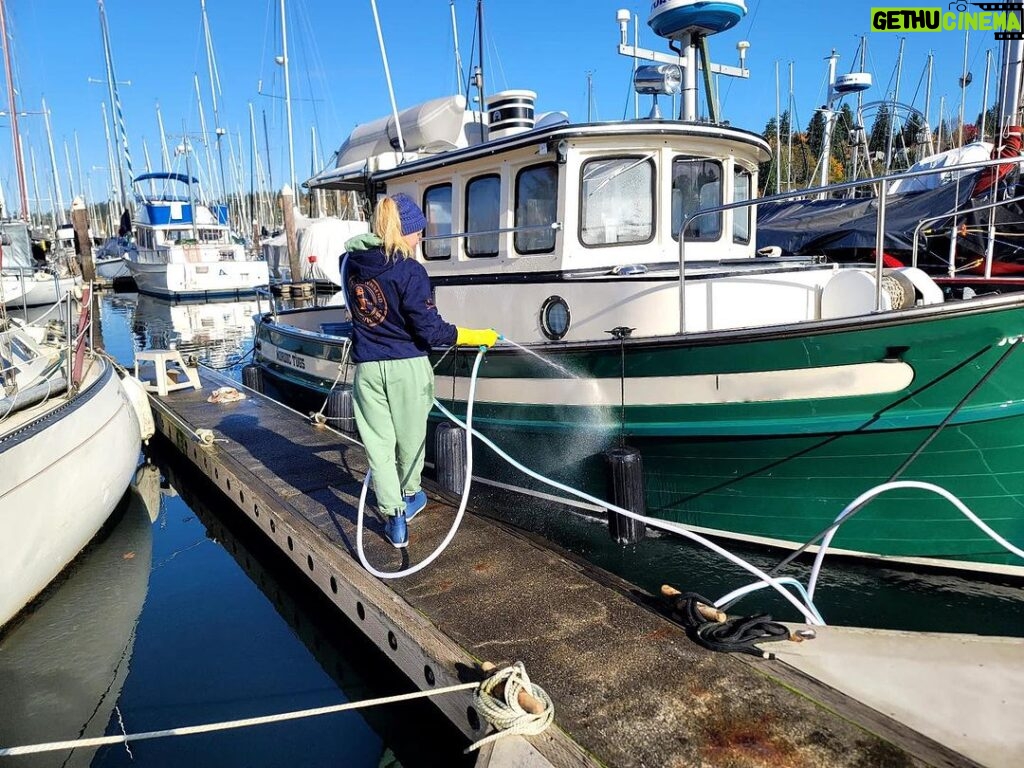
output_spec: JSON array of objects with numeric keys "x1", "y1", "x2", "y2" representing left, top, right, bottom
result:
[{"x1": 391, "y1": 193, "x2": 427, "y2": 235}]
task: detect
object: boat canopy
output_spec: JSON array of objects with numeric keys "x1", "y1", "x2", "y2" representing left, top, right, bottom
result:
[{"x1": 132, "y1": 172, "x2": 199, "y2": 186}]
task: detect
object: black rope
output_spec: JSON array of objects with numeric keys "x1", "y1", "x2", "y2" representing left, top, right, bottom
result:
[{"x1": 665, "y1": 591, "x2": 790, "y2": 658}]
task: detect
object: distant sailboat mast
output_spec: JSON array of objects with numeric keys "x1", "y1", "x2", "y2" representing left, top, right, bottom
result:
[
  {"x1": 98, "y1": 0, "x2": 131, "y2": 213},
  {"x1": 0, "y1": 0, "x2": 29, "y2": 220},
  {"x1": 42, "y1": 97, "x2": 65, "y2": 225}
]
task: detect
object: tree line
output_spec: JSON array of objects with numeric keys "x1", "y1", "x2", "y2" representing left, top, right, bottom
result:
[{"x1": 758, "y1": 103, "x2": 999, "y2": 194}]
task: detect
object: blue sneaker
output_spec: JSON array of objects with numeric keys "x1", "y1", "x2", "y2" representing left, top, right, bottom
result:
[
  {"x1": 404, "y1": 490, "x2": 427, "y2": 522},
  {"x1": 384, "y1": 512, "x2": 408, "y2": 548}
]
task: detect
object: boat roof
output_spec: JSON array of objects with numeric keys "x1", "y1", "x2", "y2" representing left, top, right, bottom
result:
[
  {"x1": 307, "y1": 119, "x2": 771, "y2": 190},
  {"x1": 132, "y1": 172, "x2": 199, "y2": 186}
]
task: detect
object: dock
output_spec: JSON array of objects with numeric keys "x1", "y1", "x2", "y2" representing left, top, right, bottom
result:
[{"x1": 147, "y1": 366, "x2": 982, "y2": 767}]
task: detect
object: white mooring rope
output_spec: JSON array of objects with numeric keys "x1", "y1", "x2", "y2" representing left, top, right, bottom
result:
[
  {"x1": 0, "y1": 663, "x2": 552, "y2": 757},
  {"x1": 467, "y1": 662, "x2": 555, "y2": 753}
]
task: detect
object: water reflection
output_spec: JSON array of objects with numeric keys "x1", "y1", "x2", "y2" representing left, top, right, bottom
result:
[
  {"x1": 0, "y1": 480, "x2": 155, "y2": 767},
  {"x1": 105, "y1": 293, "x2": 257, "y2": 369},
  {"x1": 156, "y1": 454, "x2": 473, "y2": 766}
]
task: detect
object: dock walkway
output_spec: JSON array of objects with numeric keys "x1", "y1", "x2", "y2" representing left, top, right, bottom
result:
[{"x1": 148, "y1": 367, "x2": 976, "y2": 768}]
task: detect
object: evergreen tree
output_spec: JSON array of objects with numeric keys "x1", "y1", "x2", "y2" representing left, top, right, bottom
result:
[
  {"x1": 869, "y1": 103, "x2": 891, "y2": 153},
  {"x1": 806, "y1": 110, "x2": 826, "y2": 160}
]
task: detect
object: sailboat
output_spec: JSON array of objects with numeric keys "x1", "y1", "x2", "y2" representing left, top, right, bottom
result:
[{"x1": 253, "y1": 2, "x2": 1024, "y2": 577}]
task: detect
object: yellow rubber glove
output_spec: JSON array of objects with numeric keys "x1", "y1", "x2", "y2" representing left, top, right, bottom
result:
[{"x1": 456, "y1": 327, "x2": 499, "y2": 348}]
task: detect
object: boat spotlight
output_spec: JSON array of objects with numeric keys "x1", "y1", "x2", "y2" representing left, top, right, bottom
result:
[{"x1": 634, "y1": 64, "x2": 682, "y2": 119}]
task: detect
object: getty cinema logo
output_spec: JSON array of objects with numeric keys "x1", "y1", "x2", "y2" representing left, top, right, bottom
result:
[{"x1": 871, "y1": 3, "x2": 1024, "y2": 38}]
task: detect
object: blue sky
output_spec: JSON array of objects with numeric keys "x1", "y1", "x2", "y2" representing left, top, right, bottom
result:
[{"x1": 0, "y1": 0, "x2": 1000, "y2": 214}]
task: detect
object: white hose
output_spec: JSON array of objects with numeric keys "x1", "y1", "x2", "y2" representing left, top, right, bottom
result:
[
  {"x1": 432, "y1": 398, "x2": 827, "y2": 626},
  {"x1": 355, "y1": 350, "x2": 486, "y2": 579},
  {"x1": 806, "y1": 479, "x2": 1024, "y2": 600}
]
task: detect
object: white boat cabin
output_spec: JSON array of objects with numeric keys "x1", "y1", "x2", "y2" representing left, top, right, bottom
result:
[
  {"x1": 310, "y1": 96, "x2": 942, "y2": 343},
  {"x1": 132, "y1": 172, "x2": 242, "y2": 263}
]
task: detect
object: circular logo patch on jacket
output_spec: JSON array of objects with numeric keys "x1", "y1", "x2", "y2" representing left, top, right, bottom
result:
[{"x1": 348, "y1": 278, "x2": 388, "y2": 327}]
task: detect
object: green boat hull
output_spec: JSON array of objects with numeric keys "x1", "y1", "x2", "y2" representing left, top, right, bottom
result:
[{"x1": 255, "y1": 294, "x2": 1024, "y2": 573}]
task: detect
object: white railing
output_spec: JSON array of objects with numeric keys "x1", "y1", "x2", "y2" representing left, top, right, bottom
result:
[{"x1": 677, "y1": 155, "x2": 1024, "y2": 334}]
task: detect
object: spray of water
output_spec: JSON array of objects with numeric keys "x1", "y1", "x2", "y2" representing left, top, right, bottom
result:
[{"x1": 500, "y1": 337, "x2": 579, "y2": 379}]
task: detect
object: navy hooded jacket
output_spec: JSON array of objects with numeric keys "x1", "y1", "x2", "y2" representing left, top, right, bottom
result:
[{"x1": 342, "y1": 234, "x2": 458, "y2": 363}]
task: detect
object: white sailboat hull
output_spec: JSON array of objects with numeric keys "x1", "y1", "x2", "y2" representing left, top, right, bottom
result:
[
  {"x1": 0, "y1": 361, "x2": 141, "y2": 628},
  {"x1": 1, "y1": 274, "x2": 80, "y2": 308}
]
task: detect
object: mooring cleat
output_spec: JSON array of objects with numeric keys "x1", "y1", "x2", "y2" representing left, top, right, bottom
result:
[
  {"x1": 404, "y1": 490, "x2": 427, "y2": 522},
  {"x1": 384, "y1": 512, "x2": 408, "y2": 548}
]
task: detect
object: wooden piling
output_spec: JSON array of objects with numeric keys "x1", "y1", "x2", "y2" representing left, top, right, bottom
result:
[
  {"x1": 71, "y1": 196, "x2": 95, "y2": 283},
  {"x1": 281, "y1": 184, "x2": 301, "y2": 284}
]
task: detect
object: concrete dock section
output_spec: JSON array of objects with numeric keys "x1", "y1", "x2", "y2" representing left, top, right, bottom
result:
[{"x1": 146, "y1": 367, "x2": 991, "y2": 767}]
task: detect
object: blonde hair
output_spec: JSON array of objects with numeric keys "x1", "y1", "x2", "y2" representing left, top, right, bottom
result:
[{"x1": 372, "y1": 197, "x2": 414, "y2": 260}]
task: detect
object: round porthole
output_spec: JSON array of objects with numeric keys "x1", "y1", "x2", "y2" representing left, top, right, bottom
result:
[{"x1": 540, "y1": 295, "x2": 571, "y2": 340}]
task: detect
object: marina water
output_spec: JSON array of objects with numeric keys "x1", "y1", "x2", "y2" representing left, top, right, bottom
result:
[{"x1": 2, "y1": 293, "x2": 1022, "y2": 766}]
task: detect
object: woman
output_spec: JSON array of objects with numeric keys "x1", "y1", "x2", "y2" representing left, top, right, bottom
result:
[{"x1": 343, "y1": 193, "x2": 497, "y2": 548}]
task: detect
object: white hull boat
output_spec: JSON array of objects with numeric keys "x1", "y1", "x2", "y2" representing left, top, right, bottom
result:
[
  {"x1": 125, "y1": 172, "x2": 268, "y2": 299},
  {"x1": 0, "y1": 316, "x2": 150, "y2": 628}
]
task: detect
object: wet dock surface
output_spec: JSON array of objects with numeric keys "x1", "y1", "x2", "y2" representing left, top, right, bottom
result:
[{"x1": 149, "y1": 367, "x2": 976, "y2": 768}]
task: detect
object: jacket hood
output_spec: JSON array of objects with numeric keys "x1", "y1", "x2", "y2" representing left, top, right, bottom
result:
[{"x1": 344, "y1": 234, "x2": 394, "y2": 280}]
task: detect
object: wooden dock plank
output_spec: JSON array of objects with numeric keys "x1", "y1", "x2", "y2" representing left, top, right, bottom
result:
[{"x1": 147, "y1": 368, "x2": 979, "y2": 768}]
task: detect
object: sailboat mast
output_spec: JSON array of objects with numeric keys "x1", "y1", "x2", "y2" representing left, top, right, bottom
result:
[
  {"x1": 193, "y1": 73, "x2": 217, "y2": 200},
  {"x1": 924, "y1": 52, "x2": 934, "y2": 155},
  {"x1": 29, "y1": 145, "x2": 41, "y2": 229},
  {"x1": 477, "y1": 0, "x2": 486, "y2": 131},
  {"x1": 63, "y1": 139, "x2": 75, "y2": 201},
  {"x1": 201, "y1": 0, "x2": 228, "y2": 208},
  {"x1": 156, "y1": 101, "x2": 171, "y2": 170},
  {"x1": 997, "y1": 11, "x2": 1024, "y2": 133},
  {"x1": 42, "y1": 97, "x2": 65, "y2": 224},
  {"x1": 885, "y1": 37, "x2": 905, "y2": 171},
  {"x1": 959, "y1": 29, "x2": 970, "y2": 145},
  {"x1": 0, "y1": 0, "x2": 29, "y2": 220},
  {"x1": 774, "y1": 60, "x2": 780, "y2": 194},
  {"x1": 981, "y1": 48, "x2": 992, "y2": 142},
  {"x1": 280, "y1": 0, "x2": 296, "y2": 196},
  {"x1": 98, "y1": 0, "x2": 129, "y2": 211}
]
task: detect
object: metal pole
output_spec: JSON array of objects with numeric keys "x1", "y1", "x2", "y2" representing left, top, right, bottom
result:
[
  {"x1": 981, "y1": 48, "x2": 992, "y2": 142},
  {"x1": 193, "y1": 73, "x2": 217, "y2": 200},
  {"x1": 819, "y1": 50, "x2": 838, "y2": 192},
  {"x1": 885, "y1": 37, "x2": 905, "y2": 172},
  {"x1": 369, "y1": 0, "x2": 407, "y2": 157},
  {"x1": 924, "y1": 52, "x2": 934, "y2": 155},
  {"x1": 74, "y1": 131, "x2": 85, "y2": 199},
  {"x1": 100, "y1": 102, "x2": 117, "y2": 231},
  {"x1": 959, "y1": 29, "x2": 970, "y2": 146},
  {"x1": 98, "y1": 0, "x2": 128, "y2": 211},
  {"x1": 42, "y1": 97, "x2": 65, "y2": 224},
  {"x1": 775, "y1": 60, "x2": 781, "y2": 194},
  {"x1": 787, "y1": 61, "x2": 794, "y2": 191},
  {"x1": 156, "y1": 101, "x2": 171, "y2": 170},
  {"x1": 63, "y1": 139, "x2": 75, "y2": 202},
  {"x1": 29, "y1": 145, "x2": 42, "y2": 229},
  {"x1": 682, "y1": 33, "x2": 697, "y2": 120},
  {"x1": 874, "y1": 178, "x2": 888, "y2": 311},
  {"x1": 0, "y1": 0, "x2": 29, "y2": 220},
  {"x1": 450, "y1": 0, "x2": 464, "y2": 97},
  {"x1": 280, "y1": 0, "x2": 297, "y2": 193}
]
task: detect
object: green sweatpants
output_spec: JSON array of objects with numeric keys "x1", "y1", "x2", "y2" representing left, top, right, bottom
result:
[{"x1": 352, "y1": 356, "x2": 434, "y2": 517}]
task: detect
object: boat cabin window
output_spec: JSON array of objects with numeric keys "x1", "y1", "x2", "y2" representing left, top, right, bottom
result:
[
  {"x1": 422, "y1": 184, "x2": 452, "y2": 260},
  {"x1": 580, "y1": 156, "x2": 654, "y2": 247},
  {"x1": 733, "y1": 167, "x2": 752, "y2": 245},
  {"x1": 163, "y1": 228, "x2": 193, "y2": 245},
  {"x1": 514, "y1": 163, "x2": 558, "y2": 255},
  {"x1": 671, "y1": 158, "x2": 722, "y2": 241},
  {"x1": 198, "y1": 228, "x2": 224, "y2": 244},
  {"x1": 465, "y1": 174, "x2": 500, "y2": 258}
]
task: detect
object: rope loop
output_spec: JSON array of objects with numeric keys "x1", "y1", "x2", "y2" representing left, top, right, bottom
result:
[{"x1": 467, "y1": 662, "x2": 554, "y2": 753}]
